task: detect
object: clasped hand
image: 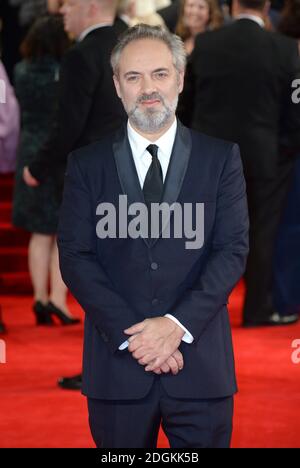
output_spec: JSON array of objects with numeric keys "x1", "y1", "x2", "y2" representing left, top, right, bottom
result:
[{"x1": 124, "y1": 317, "x2": 185, "y2": 375}]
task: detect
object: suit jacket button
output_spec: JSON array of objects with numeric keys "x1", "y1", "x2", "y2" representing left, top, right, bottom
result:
[
  {"x1": 151, "y1": 262, "x2": 159, "y2": 271},
  {"x1": 152, "y1": 298, "x2": 159, "y2": 306}
]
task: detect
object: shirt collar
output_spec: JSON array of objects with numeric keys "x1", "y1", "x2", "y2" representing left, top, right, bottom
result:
[
  {"x1": 235, "y1": 14, "x2": 265, "y2": 28},
  {"x1": 127, "y1": 118, "x2": 178, "y2": 160},
  {"x1": 78, "y1": 23, "x2": 113, "y2": 42},
  {"x1": 119, "y1": 14, "x2": 132, "y2": 27}
]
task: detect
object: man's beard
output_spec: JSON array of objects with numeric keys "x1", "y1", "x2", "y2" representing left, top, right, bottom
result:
[{"x1": 126, "y1": 92, "x2": 178, "y2": 134}]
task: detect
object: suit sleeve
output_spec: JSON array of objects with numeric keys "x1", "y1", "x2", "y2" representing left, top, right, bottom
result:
[
  {"x1": 168, "y1": 144, "x2": 249, "y2": 343},
  {"x1": 29, "y1": 47, "x2": 101, "y2": 181},
  {"x1": 57, "y1": 152, "x2": 143, "y2": 355}
]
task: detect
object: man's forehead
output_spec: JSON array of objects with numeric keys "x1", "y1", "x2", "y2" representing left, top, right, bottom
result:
[
  {"x1": 119, "y1": 39, "x2": 174, "y2": 70},
  {"x1": 122, "y1": 39, "x2": 172, "y2": 57}
]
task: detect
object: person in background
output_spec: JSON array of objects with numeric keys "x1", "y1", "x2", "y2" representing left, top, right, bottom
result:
[
  {"x1": 273, "y1": 0, "x2": 300, "y2": 320},
  {"x1": 22, "y1": 0, "x2": 126, "y2": 391},
  {"x1": 157, "y1": 0, "x2": 181, "y2": 32},
  {"x1": 23, "y1": 0, "x2": 125, "y2": 186},
  {"x1": 269, "y1": 0, "x2": 285, "y2": 29},
  {"x1": 0, "y1": 0, "x2": 63, "y2": 82},
  {"x1": 155, "y1": 0, "x2": 172, "y2": 9},
  {"x1": 0, "y1": 0, "x2": 23, "y2": 82},
  {"x1": 115, "y1": 0, "x2": 166, "y2": 32},
  {"x1": 12, "y1": 15, "x2": 79, "y2": 327},
  {"x1": 0, "y1": 60, "x2": 20, "y2": 173},
  {"x1": 115, "y1": 0, "x2": 171, "y2": 36},
  {"x1": 0, "y1": 59, "x2": 20, "y2": 335},
  {"x1": 47, "y1": 0, "x2": 64, "y2": 14},
  {"x1": 178, "y1": 0, "x2": 300, "y2": 327},
  {"x1": 176, "y1": 0, "x2": 223, "y2": 54},
  {"x1": 128, "y1": 0, "x2": 167, "y2": 27},
  {"x1": 9, "y1": 0, "x2": 48, "y2": 30},
  {"x1": 278, "y1": 0, "x2": 300, "y2": 47},
  {"x1": 116, "y1": 0, "x2": 137, "y2": 31},
  {"x1": 219, "y1": 0, "x2": 232, "y2": 20}
]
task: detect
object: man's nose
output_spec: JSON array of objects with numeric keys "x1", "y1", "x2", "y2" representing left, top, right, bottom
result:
[{"x1": 140, "y1": 75, "x2": 157, "y2": 95}]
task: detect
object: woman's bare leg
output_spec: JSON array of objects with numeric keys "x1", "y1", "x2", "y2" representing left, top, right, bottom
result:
[{"x1": 28, "y1": 233, "x2": 53, "y2": 304}]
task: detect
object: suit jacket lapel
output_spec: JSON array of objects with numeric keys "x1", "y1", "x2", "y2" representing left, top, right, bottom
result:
[
  {"x1": 113, "y1": 126, "x2": 151, "y2": 247},
  {"x1": 161, "y1": 122, "x2": 192, "y2": 205},
  {"x1": 112, "y1": 121, "x2": 192, "y2": 248},
  {"x1": 113, "y1": 125, "x2": 145, "y2": 206},
  {"x1": 151, "y1": 121, "x2": 192, "y2": 247}
]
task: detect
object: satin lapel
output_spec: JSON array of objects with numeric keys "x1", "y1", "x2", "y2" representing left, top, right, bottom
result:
[
  {"x1": 112, "y1": 126, "x2": 150, "y2": 247},
  {"x1": 149, "y1": 122, "x2": 192, "y2": 248}
]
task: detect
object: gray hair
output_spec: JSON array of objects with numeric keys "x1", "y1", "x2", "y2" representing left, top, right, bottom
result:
[{"x1": 111, "y1": 24, "x2": 187, "y2": 77}]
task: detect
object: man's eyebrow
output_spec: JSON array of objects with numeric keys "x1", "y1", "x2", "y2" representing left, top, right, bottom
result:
[
  {"x1": 124, "y1": 71, "x2": 141, "y2": 78},
  {"x1": 152, "y1": 68, "x2": 170, "y2": 73},
  {"x1": 124, "y1": 68, "x2": 170, "y2": 78}
]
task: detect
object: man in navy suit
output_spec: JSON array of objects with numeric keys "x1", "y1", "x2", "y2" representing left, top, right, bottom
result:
[{"x1": 57, "y1": 24, "x2": 249, "y2": 448}]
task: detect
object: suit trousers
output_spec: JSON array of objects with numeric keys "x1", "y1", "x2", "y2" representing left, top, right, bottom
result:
[
  {"x1": 273, "y1": 156, "x2": 300, "y2": 315},
  {"x1": 87, "y1": 376, "x2": 234, "y2": 448},
  {"x1": 243, "y1": 161, "x2": 293, "y2": 322}
]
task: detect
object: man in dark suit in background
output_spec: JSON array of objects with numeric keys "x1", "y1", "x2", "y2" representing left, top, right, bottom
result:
[
  {"x1": 179, "y1": 0, "x2": 300, "y2": 327},
  {"x1": 58, "y1": 24, "x2": 249, "y2": 448},
  {"x1": 23, "y1": 0, "x2": 125, "y2": 186},
  {"x1": 23, "y1": 0, "x2": 126, "y2": 390}
]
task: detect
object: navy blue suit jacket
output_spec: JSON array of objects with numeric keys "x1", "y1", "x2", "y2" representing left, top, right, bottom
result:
[{"x1": 57, "y1": 122, "x2": 249, "y2": 400}]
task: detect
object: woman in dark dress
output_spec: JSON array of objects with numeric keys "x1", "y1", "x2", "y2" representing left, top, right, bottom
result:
[
  {"x1": 273, "y1": 0, "x2": 300, "y2": 319},
  {"x1": 12, "y1": 15, "x2": 79, "y2": 326}
]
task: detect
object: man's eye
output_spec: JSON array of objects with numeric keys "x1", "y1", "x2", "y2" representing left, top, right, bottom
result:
[
  {"x1": 155, "y1": 73, "x2": 168, "y2": 79},
  {"x1": 127, "y1": 76, "x2": 139, "y2": 82}
]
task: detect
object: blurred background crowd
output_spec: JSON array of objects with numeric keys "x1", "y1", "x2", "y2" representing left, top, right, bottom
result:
[{"x1": 0, "y1": 0, "x2": 299, "y2": 391}]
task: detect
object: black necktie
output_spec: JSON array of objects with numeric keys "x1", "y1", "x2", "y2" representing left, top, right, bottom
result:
[{"x1": 143, "y1": 144, "x2": 164, "y2": 209}]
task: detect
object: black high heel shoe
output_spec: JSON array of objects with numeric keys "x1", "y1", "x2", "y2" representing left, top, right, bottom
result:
[
  {"x1": 46, "y1": 301, "x2": 80, "y2": 326},
  {"x1": 33, "y1": 301, "x2": 54, "y2": 326}
]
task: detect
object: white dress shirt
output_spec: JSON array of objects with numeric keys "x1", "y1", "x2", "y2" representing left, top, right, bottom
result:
[
  {"x1": 78, "y1": 23, "x2": 113, "y2": 42},
  {"x1": 119, "y1": 14, "x2": 132, "y2": 27},
  {"x1": 235, "y1": 14, "x2": 265, "y2": 28},
  {"x1": 119, "y1": 119, "x2": 194, "y2": 350}
]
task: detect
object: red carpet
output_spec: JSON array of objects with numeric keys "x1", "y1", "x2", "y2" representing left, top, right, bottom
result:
[
  {"x1": 0, "y1": 174, "x2": 31, "y2": 295},
  {"x1": 1, "y1": 174, "x2": 300, "y2": 448},
  {"x1": 0, "y1": 291, "x2": 300, "y2": 448}
]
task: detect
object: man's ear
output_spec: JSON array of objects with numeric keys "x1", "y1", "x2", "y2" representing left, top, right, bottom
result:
[
  {"x1": 113, "y1": 75, "x2": 122, "y2": 99},
  {"x1": 178, "y1": 70, "x2": 185, "y2": 94}
]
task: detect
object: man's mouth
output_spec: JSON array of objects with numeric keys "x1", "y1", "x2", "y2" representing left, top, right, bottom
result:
[{"x1": 141, "y1": 100, "x2": 161, "y2": 106}]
